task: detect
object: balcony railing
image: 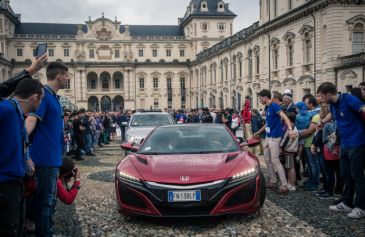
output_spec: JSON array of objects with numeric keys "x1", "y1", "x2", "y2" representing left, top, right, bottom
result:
[
  {"x1": 13, "y1": 34, "x2": 76, "y2": 40},
  {"x1": 338, "y1": 52, "x2": 365, "y2": 68},
  {"x1": 131, "y1": 35, "x2": 186, "y2": 41}
]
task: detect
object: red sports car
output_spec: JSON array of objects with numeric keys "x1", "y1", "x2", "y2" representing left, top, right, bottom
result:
[{"x1": 116, "y1": 124, "x2": 266, "y2": 217}]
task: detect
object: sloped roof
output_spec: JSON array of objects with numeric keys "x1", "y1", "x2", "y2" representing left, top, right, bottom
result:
[
  {"x1": 14, "y1": 23, "x2": 184, "y2": 36},
  {"x1": 181, "y1": 0, "x2": 236, "y2": 25}
]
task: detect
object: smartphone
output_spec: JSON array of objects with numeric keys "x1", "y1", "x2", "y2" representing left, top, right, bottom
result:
[{"x1": 35, "y1": 43, "x2": 47, "y2": 58}]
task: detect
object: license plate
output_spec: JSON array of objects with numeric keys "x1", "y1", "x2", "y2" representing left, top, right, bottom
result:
[{"x1": 167, "y1": 190, "x2": 201, "y2": 202}]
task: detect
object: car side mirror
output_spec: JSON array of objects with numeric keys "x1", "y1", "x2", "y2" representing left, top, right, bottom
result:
[
  {"x1": 240, "y1": 138, "x2": 261, "y2": 148},
  {"x1": 121, "y1": 143, "x2": 139, "y2": 152}
]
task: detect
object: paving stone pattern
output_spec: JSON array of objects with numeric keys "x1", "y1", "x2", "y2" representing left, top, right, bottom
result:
[{"x1": 53, "y1": 142, "x2": 365, "y2": 237}]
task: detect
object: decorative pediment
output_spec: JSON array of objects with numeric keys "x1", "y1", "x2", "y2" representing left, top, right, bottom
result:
[
  {"x1": 151, "y1": 71, "x2": 162, "y2": 77},
  {"x1": 150, "y1": 44, "x2": 160, "y2": 49},
  {"x1": 87, "y1": 43, "x2": 96, "y2": 49},
  {"x1": 164, "y1": 44, "x2": 173, "y2": 49},
  {"x1": 283, "y1": 31, "x2": 296, "y2": 41},
  {"x1": 14, "y1": 43, "x2": 25, "y2": 48},
  {"x1": 340, "y1": 70, "x2": 358, "y2": 80},
  {"x1": 178, "y1": 44, "x2": 187, "y2": 49},
  {"x1": 299, "y1": 25, "x2": 314, "y2": 35},
  {"x1": 201, "y1": 41, "x2": 210, "y2": 47},
  {"x1": 298, "y1": 75, "x2": 315, "y2": 83},
  {"x1": 164, "y1": 71, "x2": 175, "y2": 77},
  {"x1": 48, "y1": 43, "x2": 56, "y2": 48},
  {"x1": 136, "y1": 72, "x2": 147, "y2": 77},
  {"x1": 77, "y1": 16, "x2": 130, "y2": 41},
  {"x1": 282, "y1": 78, "x2": 296, "y2": 84},
  {"x1": 346, "y1": 14, "x2": 365, "y2": 25},
  {"x1": 270, "y1": 37, "x2": 280, "y2": 46},
  {"x1": 112, "y1": 44, "x2": 121, "y2": 49},
  {"x1": 62, "y1": 43, "x2": 71, "y2": 48}
]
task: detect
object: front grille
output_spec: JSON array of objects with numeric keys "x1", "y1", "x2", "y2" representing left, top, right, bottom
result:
[
  {"x1": 155, "y1": 201, "x2": 218, "y2": 216},
  {"x1": 225, "y1": 179, "x2": 256, "y2": 207},
  {"x1": 119, "y1": 183, "x2": 147, "y2": 209}
]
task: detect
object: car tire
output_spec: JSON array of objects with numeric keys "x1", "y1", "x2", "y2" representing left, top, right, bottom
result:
[{"x1": 259, "y1": 170, "x2": 266, "y2": 209}]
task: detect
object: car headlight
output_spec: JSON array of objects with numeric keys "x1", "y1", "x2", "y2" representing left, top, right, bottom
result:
[
  {"x1": 117, "y1": 171, "x2": 142, "y2": 185},
  {"x1": 230, "y1": 166, "x2": 258, "y2": 182}
]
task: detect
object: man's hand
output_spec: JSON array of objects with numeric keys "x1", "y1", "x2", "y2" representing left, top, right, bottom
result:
[
  {"x1": 26, "y1": 54, "x2": 48, "y2": 76},
  {"x1": 288, "y1": 129, "x2": 297, "y2": 138},
  {"x1": 74, "y1": 168, "x2": 81, "y2": 180},
  {"x1": 26, "y1": 159, "x2": 35, "y2": 176}
]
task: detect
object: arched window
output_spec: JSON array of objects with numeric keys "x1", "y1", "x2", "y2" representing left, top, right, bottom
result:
[
  {"x1": 100, "y1": 72, "x2": 111, "y2": 91},
  {"x1": 167, "y1": 77, "x2": 173, "y2": 108},
  {"x1": 253, "y1": 47, "x2": 260, "y2": 74},
  {"x1": 113, "y1": 72, "x2": 124, "y2": 90},
  {"x1": 220, "y1": 60, "x2": 224, "y2": 82},
  {"x1": 87, "y1": 72, "x2": 98, "y2": 90},
  {"x1": 272, "y1": 44, "x2": 279, "y2": 70},
  {"x1": 287, "y1": 38, "x2": 294, "y2": 67},
  {"x1": 248, "y1": 49, "x2": 253, "y2": 78},
  {"x1": 233, "y1": 56, "x2": 237, "y2": 81},
  {"x1": 353, "y1": 23, "x2": 364, "y2": 54},
  {"x1": 304, "y1": 32, "x2": 312, "y2": 63},
  {"x1": 224, "y1": 59, "x2": 229, "y2": 81}
]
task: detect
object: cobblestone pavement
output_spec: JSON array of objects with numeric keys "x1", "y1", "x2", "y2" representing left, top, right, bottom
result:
[{"x1": 54, "y1": 141, "x2": 365, "y2": 237}]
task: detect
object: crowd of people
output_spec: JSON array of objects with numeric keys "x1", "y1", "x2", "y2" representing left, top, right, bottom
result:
[
  {"x1": 0, "y1": 57, "x2": 81, "y2": 237},
  {"x1": 1, "y1": 55, "x2": 365, "y2": 237}
]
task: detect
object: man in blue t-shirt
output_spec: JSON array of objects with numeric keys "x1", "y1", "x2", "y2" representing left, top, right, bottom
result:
[
  {"x1": 26, "y1": 61, "x2": 69, "y2": 236},
  {"x1": 0, "y1": 78, "x2": 43, "y2": 237},
  {"x1": 254, "y1": 89, "x2": 296, "y2": 194},
  {"x1": 318, "y1": 82, "x2": 365, "y2": 219}
]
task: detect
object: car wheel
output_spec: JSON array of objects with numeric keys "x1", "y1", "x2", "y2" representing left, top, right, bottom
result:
[{"x1": 259, "y1": 170, "x2": 266, "y2": 209}]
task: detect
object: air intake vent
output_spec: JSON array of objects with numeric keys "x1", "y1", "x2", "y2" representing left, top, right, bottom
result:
[
  {"x1": 136, "y1": 155, "x2": 148, "y2": 165},
  {"x1": 225, "y1": 153, "x2": 239, "y2": 163}
]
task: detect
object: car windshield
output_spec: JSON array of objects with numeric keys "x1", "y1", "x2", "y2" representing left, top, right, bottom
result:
[
  {"x1": 131, "y1": 114, "x2": 174, "y2": 127},
  {"x1": 139, "y1": 125, "x2": 240, "y2": 154}
]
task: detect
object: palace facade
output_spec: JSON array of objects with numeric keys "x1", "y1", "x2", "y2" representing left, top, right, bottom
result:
[{"x1": 0, "y1": 0, "x2": 364, "y2": 110}]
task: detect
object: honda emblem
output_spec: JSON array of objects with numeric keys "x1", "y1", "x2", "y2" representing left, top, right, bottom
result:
[{"x1": 180, "y1": 176, "x2": 189, "y2": 182}]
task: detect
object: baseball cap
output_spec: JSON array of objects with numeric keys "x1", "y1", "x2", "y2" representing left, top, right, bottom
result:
[
  {"x1": 283, "y1": 89, "x2": 293, "y2": 97},
  {"x1": 295, "y1": 102, "x2": 307, "y2": 115}
]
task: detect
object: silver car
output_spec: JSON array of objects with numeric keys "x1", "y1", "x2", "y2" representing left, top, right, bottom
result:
[{"x1": 124, "y1": 112, "x2": 175, "y2": 145}]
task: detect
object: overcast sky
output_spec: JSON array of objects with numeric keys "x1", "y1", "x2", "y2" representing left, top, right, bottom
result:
[{"x1": 11, "y1": 0, "x2": 259, "y2": 33}]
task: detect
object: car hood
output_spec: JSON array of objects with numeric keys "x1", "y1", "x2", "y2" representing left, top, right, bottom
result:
[
  {"x1": 126, "y1": 127, "x2": 155, "y2": 139},
  {"x1": 130, "y1": 152, "x2": 255, "y2": 184}
]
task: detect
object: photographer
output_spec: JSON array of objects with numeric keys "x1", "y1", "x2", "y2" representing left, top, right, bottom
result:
[{"x1": 58, "y1": 158, "x2": 81, "y2": 205}]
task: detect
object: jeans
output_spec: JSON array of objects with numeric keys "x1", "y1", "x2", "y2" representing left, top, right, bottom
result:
[
  {"x1": 317, "y1": 149, "x2": 328, "y2": 191},
  {"x1": 84, "y1": 133, "x2": 93, "y2": 154},
  {"x1": 94, "y1": 130, "x2": 102, "y2": 147},
  {"x1": 324, "y1": 159, "x2": 342, "y2": 195},
  {"x1": 340, "y1": 146, "x2": 365, "y2": 210},
  {"x1": 304, "y1": 147, "x2": 320, "y2": 186},
  {"x1": 34, "y1": 167, "x2": 59, "y2": 237},
  {"x1": 264, "y1": 137, "x2": 288, "y2": 187},
  {"x1": 0, "y1": 180, "x2": 24, "y2": 237}
]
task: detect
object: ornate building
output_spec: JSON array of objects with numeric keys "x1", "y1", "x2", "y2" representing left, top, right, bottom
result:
[{"x1": 0, "y1": 0, "x2": 364, "y2": 110}]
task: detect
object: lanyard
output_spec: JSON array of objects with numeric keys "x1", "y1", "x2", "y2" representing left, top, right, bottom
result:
[
  {"x1": 44, "y1": 85, "x2": 64, "y2": 117},
  {"x1": 9, "y1": 98, "x2": 31, "y2": 162}
]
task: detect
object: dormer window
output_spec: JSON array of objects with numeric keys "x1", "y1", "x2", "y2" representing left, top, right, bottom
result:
[
  {"x1": 201, "y1": 1, "x2": 208, "y2": 12},
  {"x1": 218, "y1": 1, "x2": 225, "y2": 12}
]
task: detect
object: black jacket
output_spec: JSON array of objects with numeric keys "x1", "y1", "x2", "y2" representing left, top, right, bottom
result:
[{"x1": 0, "y1": 70, "x2": 31, "y2": 100}]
